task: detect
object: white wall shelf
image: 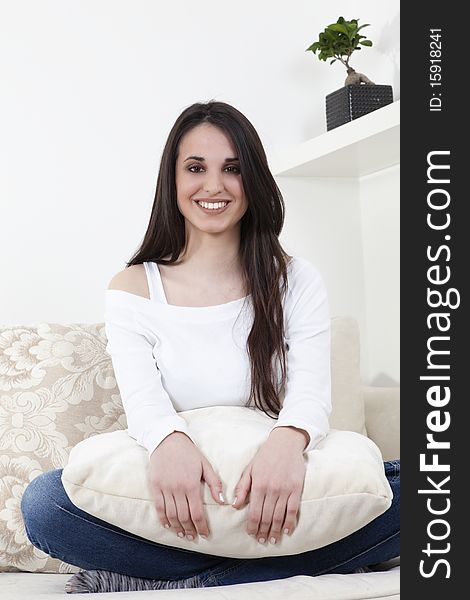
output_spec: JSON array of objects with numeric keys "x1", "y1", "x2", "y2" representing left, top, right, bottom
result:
[
  {"x1": 272, "y1": 99, "x2": 400, "y2": 385},
  {"x1": 270, "y1": 100, "x2": 400, "y2": 178}
]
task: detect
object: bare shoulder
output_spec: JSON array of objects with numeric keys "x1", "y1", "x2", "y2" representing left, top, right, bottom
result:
[{"x1": 107, "y1": 264, "x2": 150, "y2": 299}]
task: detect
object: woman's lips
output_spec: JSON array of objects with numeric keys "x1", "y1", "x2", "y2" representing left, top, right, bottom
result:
[{"x1": 193, "y1": 200, "x2": 231, "y2": 214}]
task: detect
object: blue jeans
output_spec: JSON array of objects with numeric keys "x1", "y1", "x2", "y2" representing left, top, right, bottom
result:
[{"x1": 20, "y1": 460, "x2": 400, "y2": 587}]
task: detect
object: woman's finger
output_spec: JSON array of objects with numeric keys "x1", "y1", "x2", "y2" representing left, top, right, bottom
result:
[
  {"x1": 186, "y1": 486, "x2": 210, "y2": 539},
  {"x1": 232, "y1": 464, "x2": 252, "y2": 508},
  {"x1": 282, "y1": 489, "x2": 302, "y2": 536},
  {"x1": 256, "y1": 489, "x2": 279, "y2": 544},
  {"x1": 164, "y1": 492, "x2": 184, "y2": 537},
  {"x1": 246, "y1": 485, "x2": 265, "y2": 538},
  {"x1": 153, "y1": 489, "x2": 171, "y2": 530},
  {"x1": 268, "y1": 494, "x2": 289, "y2": 544},
  {"x1": 174, "y1": 491, "x2": 197, "y2": 540}
]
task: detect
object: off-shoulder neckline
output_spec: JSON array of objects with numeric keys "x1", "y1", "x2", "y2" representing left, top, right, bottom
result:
[
  {"x1": 105, "y1": 256, "x2": 307, "y2": 311},
  {"x1": 105, "y1": 288, "x2": 250, "y2": 310}
]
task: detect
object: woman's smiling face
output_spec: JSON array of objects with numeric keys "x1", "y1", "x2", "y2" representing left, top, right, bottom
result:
[{"x1": 175, "y1": 123, "x2": 248, "y2": 234}]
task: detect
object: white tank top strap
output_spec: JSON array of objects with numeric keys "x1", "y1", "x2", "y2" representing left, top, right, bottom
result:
[{"x1": 143, "y1": 261, "x2": 168, "y2": 304}]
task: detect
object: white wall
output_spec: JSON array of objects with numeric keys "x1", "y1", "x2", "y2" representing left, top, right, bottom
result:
[
  {"x1": 277, "y1": 176, "x2": 366, "y2": 332},
  {"x1": 276, "y1": 165, "x2": 399, "y2": 386},
  {"x1": 360, "y1": 165, "x2": 400, "y2": 385},
  {"x1": 0, "y1": 1, "x2": 400, "y2": 382}
]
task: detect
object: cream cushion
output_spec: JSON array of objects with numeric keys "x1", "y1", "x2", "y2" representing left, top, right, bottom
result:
[
  {"x1": 0, "y1": 316, "x2": 365, "y2": 573},
  {"x1": 61, "y1": 405, "x2": 392, "y2": 559}
]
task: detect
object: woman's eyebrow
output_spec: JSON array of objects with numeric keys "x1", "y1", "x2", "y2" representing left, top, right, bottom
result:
[{"x1": 183, "y1": 156, "x2": 239, "y2": 162}]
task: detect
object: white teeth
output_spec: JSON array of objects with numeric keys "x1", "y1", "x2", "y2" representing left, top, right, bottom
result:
[{"x1": 197, "y1": 201, "x2": 228, "y2": 209}]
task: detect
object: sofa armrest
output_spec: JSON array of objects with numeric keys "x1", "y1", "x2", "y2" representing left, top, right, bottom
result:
[{"x1": 363, "y1": 386, "x2": 400, "y2": 461}]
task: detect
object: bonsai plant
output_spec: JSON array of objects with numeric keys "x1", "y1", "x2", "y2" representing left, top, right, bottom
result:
[
  {"x1": 306, "y1": 16, "x2": 375, "y2": 85},
  {"x1": 306, "y1": 16, "x2": 393, "y2": 130}
]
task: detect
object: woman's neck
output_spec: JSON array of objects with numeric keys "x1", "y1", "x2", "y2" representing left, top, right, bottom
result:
[{"x1": 177, "y1": 240, "x2": 242, "y2": 279}]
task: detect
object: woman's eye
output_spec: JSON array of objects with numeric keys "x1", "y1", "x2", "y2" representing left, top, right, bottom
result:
[{"x1": 187, "y1": 165, "x2": 240, "y2": 174}]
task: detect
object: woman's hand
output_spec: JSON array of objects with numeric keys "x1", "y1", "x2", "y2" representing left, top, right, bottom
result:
[
  {"x1": 231, "y1": 426, "x2": 308, "y2": 545},
  {"x1": 148, "y1": 431, "x2": 226, "y2": 541}
]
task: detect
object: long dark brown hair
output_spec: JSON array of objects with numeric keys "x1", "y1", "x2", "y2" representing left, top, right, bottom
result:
[{"x1": 127, "y1": 100, "x2": 293, "y2": 420}]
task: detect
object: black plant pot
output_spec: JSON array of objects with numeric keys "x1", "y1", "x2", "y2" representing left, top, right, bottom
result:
[{"x1": 325, "y1": 84, "x2": 393, "y2": 131}]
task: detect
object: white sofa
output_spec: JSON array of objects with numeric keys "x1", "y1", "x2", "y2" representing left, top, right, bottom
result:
[{"x1": 0, "y1": 316, "x2": 399, "y2": 599}]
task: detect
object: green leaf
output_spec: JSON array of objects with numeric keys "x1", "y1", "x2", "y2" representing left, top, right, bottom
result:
[
  {"x1": 308, "y1": 17, "x2": 374, "y2": 65},
  {"x1": 329, "y1": 23, "x2": 349, "y2": 35},
  {"x1": 305, "y1": 42, "x2": 320, "y2": 52},
  {"x1": 323, "y1": 29, "x2": 336, "y2": 41}
]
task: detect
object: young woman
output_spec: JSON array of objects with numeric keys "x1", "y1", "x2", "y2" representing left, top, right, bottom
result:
[{"x1": 21, "y1": 100, "x2": 400, "y2": 593}]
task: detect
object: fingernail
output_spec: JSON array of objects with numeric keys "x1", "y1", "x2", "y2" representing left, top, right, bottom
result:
[
  {"x1": 186, "y1": 534, "x2": 193, "y2": 541},
  {"x1": 283, "y1": 528, "x2": 289, "y2": 534},
  {"x1": 219, "y1": 492, "x2": 225, "y2": 503},
  {"x1": 231, "y1": 496, "x2": 238, "y2": 506},
  {"x1": 258, "y1": 537, "x2": 265, "y2": 544},
  {"x1": 164, "y1": 523, "x2": 170, "y2": 529},
  {"x1": 270, "y1": 537, "x2": 276, "y2": 544},
  {"x1": 177, "y1": 532, "x2": 184, "y2": 538},
  {"x1": 201, "y1": 534, "x2": 208, "y2": 539}
]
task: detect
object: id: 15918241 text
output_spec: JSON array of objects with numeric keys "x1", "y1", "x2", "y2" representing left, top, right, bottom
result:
[{"x1": 429, "y1": 29, "x2": 442, "y2": 112}]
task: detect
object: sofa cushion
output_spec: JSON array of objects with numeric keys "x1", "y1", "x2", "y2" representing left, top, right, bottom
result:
[
  {"x1": 330, "y1": 317, "x2": 365, "y2": 436},
  {"x1": 61, "y1": 406, "x2": 391, "y2": 559},
  {"x1": 0, "y1": 316, "x2": 364, "y2": 572},
  {"x1": 364, "y1": 386, "x2": 400, "y2": 461}
]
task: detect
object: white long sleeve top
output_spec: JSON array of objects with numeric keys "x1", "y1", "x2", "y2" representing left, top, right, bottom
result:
[{"x1": 104, "y1": 256, "x2": 332, "y2": 458}]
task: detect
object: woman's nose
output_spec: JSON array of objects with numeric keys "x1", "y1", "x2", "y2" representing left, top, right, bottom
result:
[{"x1": 203, "y1": 174, "x2": 224, "y2": 196}]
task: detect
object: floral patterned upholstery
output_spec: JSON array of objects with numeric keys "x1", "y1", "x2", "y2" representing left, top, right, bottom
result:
[{"x1": 0, "y1": 322, "x2": 126, "y2": 573}]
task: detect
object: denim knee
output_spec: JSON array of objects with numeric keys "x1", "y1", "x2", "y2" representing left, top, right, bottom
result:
[{"x1": 20, "y1": 469, "x2": 63, "y2": 551}]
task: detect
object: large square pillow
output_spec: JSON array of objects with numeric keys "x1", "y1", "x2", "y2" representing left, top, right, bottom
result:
[{"x1": 62, "y1": 405, "x2": 392, "y2": 559}]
